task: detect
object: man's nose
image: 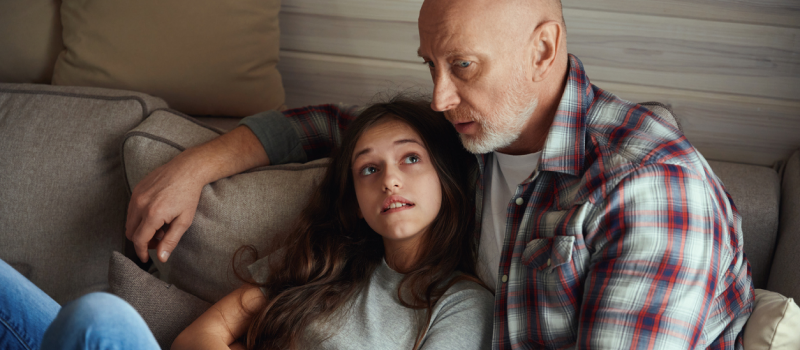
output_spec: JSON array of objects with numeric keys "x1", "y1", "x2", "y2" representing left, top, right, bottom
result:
[{"x1": 431, "y1": 73, "x2": 460, "y2": 112}]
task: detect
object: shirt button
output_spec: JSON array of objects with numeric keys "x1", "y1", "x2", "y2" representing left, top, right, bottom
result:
[
  {"x1": 515, "y1": 197, "x2": 524, "y2": 205},
  {"x1": 501, "y1": 275, "x2": 508, "y2": 283},
  {"x1": 546, "y1": 258, "x2": 551, "y2": 267}
]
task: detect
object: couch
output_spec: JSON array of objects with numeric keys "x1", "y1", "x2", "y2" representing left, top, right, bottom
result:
[
  {"x1": 1, "y1": 82, "x2": 799, "y2": 349},
  {"x1": 2, "y1": 0, "x2": 799, "y2": 349}
]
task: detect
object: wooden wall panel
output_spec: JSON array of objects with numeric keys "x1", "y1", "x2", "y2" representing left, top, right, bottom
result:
[
  {"x1": 279, "y1": 53, "x2": 800, "y2": 165},
  {"x1": 598, "y1": 82, "x2": 800, "y2": 166},
  {"x1": 278, "y1": 51, "x2": 431, "y2": 108},
  {"x1": 283, "y1": 0, "x2": 800, "y2": 27},
  {"x1": 277, "y1": 0, "x2": 800, "y2": 166},
  {"x1": 282, "y1": 0, "x2": 421, "y2": 22},
  {"x1": 280, "y1": 9, "x2": 800, "y2": 100},
  {"x1": 562, "y1": 0, "x2": 800, "y2": 28}
]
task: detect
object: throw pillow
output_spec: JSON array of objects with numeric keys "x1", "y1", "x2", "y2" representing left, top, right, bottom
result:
[
  {"x1": 53, "y1": 0, "x2": 285, "y2": 117},
  {"x1": 122, "y1": 109, "x2": 329, "y2": 302},
  {"x1": 743, "y1": 289, "x2": 800, "y2": 350},
  {"x1": 108, "y1": 251, "x2": 211, "y2": 349},
  {"x1": 0, "y1": 0, "x2": 62, "y2": 83}
]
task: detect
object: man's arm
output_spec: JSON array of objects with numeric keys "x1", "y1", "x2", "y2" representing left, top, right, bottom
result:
[
  {"x1": 576, "y1": 163, "x2": 751, "y2": 348},
  {"x1": 126, "y1": 104, "x2": 358, "y2": 263},
  {"x1": 242, "y1": 104, "x2": 359, "y2": 164},
  {"x1": 125, "y1": 126, "x2": 269, "y2": 263}
]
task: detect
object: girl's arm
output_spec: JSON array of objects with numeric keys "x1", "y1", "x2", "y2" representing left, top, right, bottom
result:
[{"x1": 172, "y1": 284, "x2": 266, "y2": 350}]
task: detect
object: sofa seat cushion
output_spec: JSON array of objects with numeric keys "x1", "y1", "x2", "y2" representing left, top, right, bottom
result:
[
  {"x1": 0, "y1": 83, "x2": 167, "y2": 303},
  {"x1": 122, "y1": 110, "x2": 328, "y2": 302}
]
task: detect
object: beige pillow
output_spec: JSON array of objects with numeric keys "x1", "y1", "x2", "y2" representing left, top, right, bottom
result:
[
  {"x1": 0, "y1": 0, "x2": 63, "y2": 83},
  {"x1": 108, "y1": 251, "x2": 211, "y2": 349},
  {"x1": 54, "y1": 0, "x2": 285, "y2": 117},
  {"x1": 123, "y1": 109, "x2": 328, "y2": 302},
  {"x1": 743, "y1": 289, "x2": 800, "y2": 349}
]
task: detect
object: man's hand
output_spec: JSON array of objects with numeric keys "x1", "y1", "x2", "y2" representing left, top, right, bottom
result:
[
  {"x1": 126, "y1": 152, "x2": 204, "y2": 263},
  {"x1": 125, "y1": 126, "x2": 271, "y2": 263}
]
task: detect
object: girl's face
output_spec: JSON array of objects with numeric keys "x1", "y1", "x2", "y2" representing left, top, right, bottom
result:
[{"x1": 351, "y1": 118, "x2": 442, "y2": 256}]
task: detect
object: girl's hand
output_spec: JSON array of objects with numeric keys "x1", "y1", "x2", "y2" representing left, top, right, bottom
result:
[{"x1": 171, "y1": 284, "x2": 266, "y2": 350}]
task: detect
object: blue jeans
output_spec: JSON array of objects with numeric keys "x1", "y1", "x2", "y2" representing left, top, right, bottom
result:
[{"x1": 0, "y1": 259, "x2": 159, "y2": 350}]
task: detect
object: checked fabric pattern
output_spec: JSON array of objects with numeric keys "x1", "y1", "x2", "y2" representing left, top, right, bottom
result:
[{"x1": 241, "y1": 54, "x2": 754, "y2": 349}]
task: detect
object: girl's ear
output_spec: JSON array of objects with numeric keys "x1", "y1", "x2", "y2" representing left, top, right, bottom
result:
[{"x1": 357, "y1": 207, "x2": 363, "y2": 218}]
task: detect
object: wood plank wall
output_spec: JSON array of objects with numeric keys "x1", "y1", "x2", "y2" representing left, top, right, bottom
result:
[{"x1": 276, "y1": 0, "x2": 800, "y2": 166}]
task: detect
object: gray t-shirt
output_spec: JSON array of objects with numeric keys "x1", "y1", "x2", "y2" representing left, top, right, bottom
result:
[{"x1": 248, "y1": 257, "x2": 494, "y2": 349}]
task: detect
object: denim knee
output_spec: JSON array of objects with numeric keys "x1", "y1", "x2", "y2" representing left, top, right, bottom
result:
[
  {"x1": 0, "y1": 259, "x2": 59, "y2": 350},
  {"x1": 41, "y1": 292, "x2": 159, "y2": 350}
]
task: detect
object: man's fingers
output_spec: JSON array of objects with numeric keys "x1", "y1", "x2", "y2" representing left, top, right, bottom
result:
[
  {"x1": 132, "y1": 217, "x2": 164, "y2": 263},
  {"x1": 125, "y1": 201, "x2": 142, "y2": 241},
  {"x1": 156, "y1": 215, "x2": 192, "y2": 263}
]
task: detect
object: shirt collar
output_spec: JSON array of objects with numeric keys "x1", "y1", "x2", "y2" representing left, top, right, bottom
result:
[
  {"x1": 538, "y1": 54, "x2": 594, "y2": 177},
  {"x1": 476, "y1": 54, "x2": 594, "y2": 178}
]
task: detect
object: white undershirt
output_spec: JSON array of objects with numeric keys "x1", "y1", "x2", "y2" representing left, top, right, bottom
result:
[{"x1": 477, "y1": 151, "x2": 542, "y2": 292}]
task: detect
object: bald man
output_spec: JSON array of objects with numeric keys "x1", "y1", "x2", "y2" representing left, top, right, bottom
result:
[{"x1": 127, "y1": 0, "x2": 754, "y2": 348}]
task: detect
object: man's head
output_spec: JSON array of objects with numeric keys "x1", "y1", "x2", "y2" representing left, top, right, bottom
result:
[{"x1": 417, "y1": 0, "x2": 568, "y2": 155}]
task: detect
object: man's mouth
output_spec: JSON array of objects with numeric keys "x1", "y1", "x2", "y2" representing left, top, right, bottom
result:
[{"x1": 453, "y1": 121, "x2": 477, "y2": 134}]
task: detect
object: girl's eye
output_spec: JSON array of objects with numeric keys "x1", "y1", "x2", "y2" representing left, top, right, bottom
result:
[
  {"x1": 454, "y1": 60, "x2": 471, "y2": 68},
  {"x1": 360, "y1": 166, "x2": 377, "y2": 176},
  {"x1": 403, "y1": 155, "x2": 420, "y2": 164}
]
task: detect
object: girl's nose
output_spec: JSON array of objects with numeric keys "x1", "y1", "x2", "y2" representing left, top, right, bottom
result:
[{"x1": 382, "y1": 167, "x2": 402, "y2": 193}]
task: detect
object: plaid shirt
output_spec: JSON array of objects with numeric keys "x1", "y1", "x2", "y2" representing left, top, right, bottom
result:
[{"x1": 241, "y1": 54, "x2": 753, "y2": 349}]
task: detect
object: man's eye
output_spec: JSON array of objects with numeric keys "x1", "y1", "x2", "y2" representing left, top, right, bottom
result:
[
  {"x1": 424, "y1": 61, "x2": 435, "y2": 69},
  {"x1": 454, "y1": 60, "x2": 471, "y2": 68},
  {"x1": 403, "y1": 155, "x2": 420, "y2": 164},
  {"x1": 360, "y1": 166, "x2": 377, "y2": 176}
]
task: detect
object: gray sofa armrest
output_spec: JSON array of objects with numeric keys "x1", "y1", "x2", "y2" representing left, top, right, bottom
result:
[{"x1": 768, "y1": 150, "x2": 800, "y2": 300}]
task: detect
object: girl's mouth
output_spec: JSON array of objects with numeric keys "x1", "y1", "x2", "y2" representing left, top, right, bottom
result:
[
  {"x1": 382, "y1": 202, "x2": 415, "y2": 213},
  {"x1": 382, "y1": 196, "x2": 415, "y2": 213}
]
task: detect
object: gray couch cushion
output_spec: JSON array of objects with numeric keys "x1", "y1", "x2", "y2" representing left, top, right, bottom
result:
[
  {"x1": 123, "y1": 110, "x2": 328, "y2": 302},
  {"x1": 108, "y1": 251, "x2": 210, "y2": 349},
  {"x1": 0, "y1": 83, "x2": 167, "y2": 303},
  {"x1": 707, "y1": 160, "x2": 780, "y2": 289},
  {"x1": 768, "y1": 150, "x2": 800, "y2": 300}
]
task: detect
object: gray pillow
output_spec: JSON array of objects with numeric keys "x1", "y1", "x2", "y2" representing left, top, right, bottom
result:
[
  {"x1": 108, "y1": 251, "x2": 211, "y2": 349},
  {"x1": 0, "y1": 82, "x2": 166, "y2": 303},
  {"x1": 122, "y1": 109, "x2": 329, "y2": 302}
]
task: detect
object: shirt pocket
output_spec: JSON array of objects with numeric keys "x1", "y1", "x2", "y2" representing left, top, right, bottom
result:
[{"x1": 522, "y1": 235, "x2": 575, "y2": 273}]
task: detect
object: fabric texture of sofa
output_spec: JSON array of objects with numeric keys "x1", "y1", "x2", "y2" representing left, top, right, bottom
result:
[{"x1": 2, "y1": 82, "x2": 798, "y2": 348}]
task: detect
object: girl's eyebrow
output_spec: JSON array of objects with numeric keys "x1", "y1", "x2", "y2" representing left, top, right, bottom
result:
[{"x1": 352, "y1": 139, "x2": 423, "y2": 162}]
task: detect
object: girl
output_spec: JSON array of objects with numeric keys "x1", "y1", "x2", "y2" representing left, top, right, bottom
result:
[{"x1": 172, "y1": 97, "x2": 493, "y2": 350}]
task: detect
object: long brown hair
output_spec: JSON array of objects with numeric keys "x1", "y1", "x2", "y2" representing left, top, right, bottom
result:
[{"x1": 241, "y1": 96, "x2": 482, "y2": 350}]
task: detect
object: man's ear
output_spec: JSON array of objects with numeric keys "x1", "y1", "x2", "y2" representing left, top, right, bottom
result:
[{"x1": 530, "y1": 20, "x2": 563, "y2": 82}]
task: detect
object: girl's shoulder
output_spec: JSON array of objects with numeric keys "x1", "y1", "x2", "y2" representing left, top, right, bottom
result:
[{"x1": 436, "y1": 275, "x2": 494, "y2": 313}]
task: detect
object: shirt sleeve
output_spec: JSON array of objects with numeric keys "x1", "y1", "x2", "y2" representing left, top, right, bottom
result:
[
  {"x1": 576, "y1": 163, "x2": 752, "y2": 349},
  {"x1": 239, "y1": 104, "x2": 360, "y2": 165},
  {"x1": 420, "y1": 284, "x2": 494, "y2": 350}
]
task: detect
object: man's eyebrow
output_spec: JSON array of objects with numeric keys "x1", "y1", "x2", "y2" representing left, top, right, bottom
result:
[{"x1": 417, "y1": 48, "x2": 475, "y2": 60}]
